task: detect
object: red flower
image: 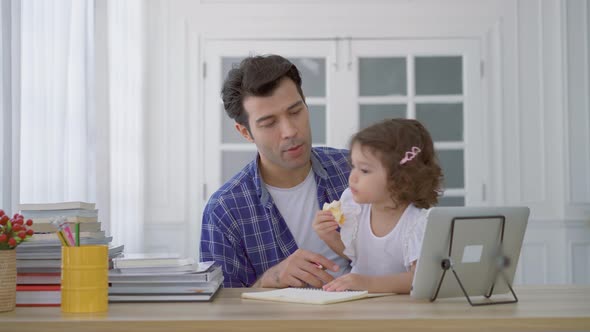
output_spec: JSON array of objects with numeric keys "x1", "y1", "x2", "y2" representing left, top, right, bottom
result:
[{"x1": 0, "y1": 211, "x2": 34, "y2": 249}]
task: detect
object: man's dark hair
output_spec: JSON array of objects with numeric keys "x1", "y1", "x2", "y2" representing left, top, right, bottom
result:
[{"x1": 221, "y1": 55, "x2": 305, "y2": 132}]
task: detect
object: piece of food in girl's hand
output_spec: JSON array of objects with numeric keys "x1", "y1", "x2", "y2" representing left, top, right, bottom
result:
[{"x1": 322, "y1": 200, "x2": 345, "y2": 225}]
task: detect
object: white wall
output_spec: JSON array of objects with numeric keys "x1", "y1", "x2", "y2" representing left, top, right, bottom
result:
[{"x1": 138, "y1": 0, "x2": 590, "y2": 284}]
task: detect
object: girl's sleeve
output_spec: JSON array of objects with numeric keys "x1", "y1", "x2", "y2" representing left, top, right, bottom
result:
[
  {"x1": 339, "y1": 188, "x2": 362, "y2": 264},
  {"x1": 404, "y1": 209, "x2": 429, "y2": 269}
]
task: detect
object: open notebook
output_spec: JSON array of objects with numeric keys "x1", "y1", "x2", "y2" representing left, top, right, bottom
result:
[{"x1": 241, "y1": 288, "x2": 371, "y2": 305}]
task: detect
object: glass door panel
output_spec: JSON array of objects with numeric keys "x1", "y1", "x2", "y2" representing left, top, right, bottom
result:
[
  {"x1": 359, "y1": 57, "x2": 407, "y2": 96},
  {"x1": 309, "y1": 104, "x2": 327, "y2": 145},
  {"x1": 414, "y1": 56, "x2": 463, "y2": 95},
  {"x1": 415, "y1": 103, "x2": 463, "y2": 142},
  {"x1": 359, "y1": 104, "x2": 406, "y2": 130},
  {"x1": 351, "y1": 40, "x2": 482, "y2": 206}
]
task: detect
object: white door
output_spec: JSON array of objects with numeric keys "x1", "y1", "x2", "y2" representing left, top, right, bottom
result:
[{"x1": 202, "y1": 38, "x2": 485, "y2": 206}]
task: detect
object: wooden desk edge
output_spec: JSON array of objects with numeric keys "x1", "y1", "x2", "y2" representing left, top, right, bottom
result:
[{"x1": 7, "y1": 317, "x2": 590, "y2": 332}]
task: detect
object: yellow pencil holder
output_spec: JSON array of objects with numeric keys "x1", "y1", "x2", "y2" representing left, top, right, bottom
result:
[{"x1": 61, "y1": 245, "x2": 109, "y2": 313}]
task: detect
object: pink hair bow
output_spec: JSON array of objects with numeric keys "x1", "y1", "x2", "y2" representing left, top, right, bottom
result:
[{"x1": 399, "y1": 146, "x2": 421, "y2": 165}]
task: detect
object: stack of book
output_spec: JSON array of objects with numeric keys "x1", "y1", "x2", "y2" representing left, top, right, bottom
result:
[
  {"x1": 14, "y1": 201, "x2": 123, "y2": 306},
  {"x1": 19, "y1": 201, "x2": 100, "y2": 235},
  {"x1": 15, "y1": 277, "x2": 61, "y2": 307},
  {"x1": 108, "y1": 254, "x2": 223, "y2": 302}
]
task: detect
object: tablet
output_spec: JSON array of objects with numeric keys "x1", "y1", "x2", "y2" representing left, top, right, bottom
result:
[{"x1": 411, "y1": 206, "x2": 529, "y2": 301}]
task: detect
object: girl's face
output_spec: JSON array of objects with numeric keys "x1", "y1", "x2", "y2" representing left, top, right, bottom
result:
[{"x1": 348, "y1": 143, "x2": 391, "y2": 205}]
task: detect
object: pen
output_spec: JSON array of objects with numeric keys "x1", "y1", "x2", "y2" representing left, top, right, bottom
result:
[
  {"x1": 52, "y1": 217, "x2": 76, "y2": 246},
  {"x1": 61, "y1": 223, "x2": 76, "y2": 246}
]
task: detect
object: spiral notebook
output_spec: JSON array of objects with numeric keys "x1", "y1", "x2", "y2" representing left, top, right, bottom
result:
[{"x1": 241, "y1": 288, "x2": 371, "y2": 305}]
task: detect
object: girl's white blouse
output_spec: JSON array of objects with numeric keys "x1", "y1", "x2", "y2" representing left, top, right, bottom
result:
[{"x1": 339, "y1": 188, "x2": 429, "y2": 273}]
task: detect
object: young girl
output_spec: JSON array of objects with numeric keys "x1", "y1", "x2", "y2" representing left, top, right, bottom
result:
[{"x1": 313, "y1": 118, "x2": 443, "y2": 293}]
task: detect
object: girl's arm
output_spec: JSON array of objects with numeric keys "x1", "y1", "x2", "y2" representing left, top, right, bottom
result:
[
  {"x1": 365, "y1": 265, "x2": 415, "y2": 293},
  {"x1": 325, "y1": 237, "x2": 347, "y2": 259},
  {"x1": 312, "y1": 210, "x2": 349, "y2": 259},
  {"x1": 323, "y1": 261, "x2": 417, "y2": 293}
]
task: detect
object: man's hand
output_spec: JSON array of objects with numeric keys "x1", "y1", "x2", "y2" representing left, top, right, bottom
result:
[{"x1": 255, "y1": 249, "x2": 339, "y2": 288}]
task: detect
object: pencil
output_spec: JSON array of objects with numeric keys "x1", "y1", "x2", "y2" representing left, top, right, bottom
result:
[
  {"x1": 75, "y1": 223, "x2": 80, "y2": 247},
  {"x1": 56, "y1": 231, "x2": 68, "y2": 246}
]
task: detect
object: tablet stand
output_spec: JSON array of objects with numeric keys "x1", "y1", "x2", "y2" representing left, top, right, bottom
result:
[{"x1": 430, "y1": 215, "x2": 519, "y2": 306}]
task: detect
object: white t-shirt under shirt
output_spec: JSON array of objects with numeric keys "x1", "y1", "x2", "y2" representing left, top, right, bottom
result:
[
  {"x1": 339, "y1": 188, "x2": 428, "y2": 275},
  {"x1": 265, "y1": 170, "x2": 350, "y2": 278}
]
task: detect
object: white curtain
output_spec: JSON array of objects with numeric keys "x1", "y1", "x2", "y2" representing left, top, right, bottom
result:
[
  {"x1": 8, "y1": 0, "x2": 146, "y2": 253},
  {"x1": 104, "y1": 0, "x2": 146, "y2": 253},
  {"x1": 19, "y1": 0, "x2": 95, "y2": 204},
  {"x1": 0, "y1": 0, "x2": 11, "y2": 212}
]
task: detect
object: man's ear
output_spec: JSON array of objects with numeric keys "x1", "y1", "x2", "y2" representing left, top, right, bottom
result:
[{"x1": 235, "y1": 122, "x2": 254, "y2": 143}]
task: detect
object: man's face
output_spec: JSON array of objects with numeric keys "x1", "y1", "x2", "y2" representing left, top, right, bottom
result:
[{"x1": 237, "y1": 78, "x2": 312, "y2": 176}]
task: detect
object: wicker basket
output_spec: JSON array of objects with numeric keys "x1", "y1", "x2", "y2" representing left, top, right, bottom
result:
[{"x1": 0, "y1": 250, "x2": 17, "y2": 312}]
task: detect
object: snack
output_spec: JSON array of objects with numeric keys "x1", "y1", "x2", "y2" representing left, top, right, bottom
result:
[{"x1": 322, "y1": 200, "x2": 345, "y2": 225}]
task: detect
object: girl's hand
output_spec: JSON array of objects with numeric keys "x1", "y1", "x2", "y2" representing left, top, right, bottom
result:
[
  {"x1": 312, "y1": 210, "x2": 340, "y2": 244},
  {"x1": 322, "y1": 273, "x2": 370, "y2": 292}
]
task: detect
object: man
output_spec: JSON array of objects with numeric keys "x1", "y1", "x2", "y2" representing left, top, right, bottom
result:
[{"x1": 200, "y1": 55, "x2": 351, "y2": 288}]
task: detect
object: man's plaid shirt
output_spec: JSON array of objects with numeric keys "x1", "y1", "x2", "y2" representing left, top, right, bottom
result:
[{"x1": 200, "y1": 147, "x2": 351, "y2": 287}]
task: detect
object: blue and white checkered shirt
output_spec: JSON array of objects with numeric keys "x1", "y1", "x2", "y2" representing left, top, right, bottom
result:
[{"x1": 200, "y1": 147, "x2": 351, "y2": 287}]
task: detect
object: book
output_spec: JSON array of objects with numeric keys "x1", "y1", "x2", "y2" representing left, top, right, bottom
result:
[
  {"x1": 111, "y1": 261, "x2": 214, "y2": 275},
  {"x1": 31, "y1": 220, "x2": 101, "y2": 233},
  {"x1": 21, "y1": 209, "x2": 98, "y2": 218},
  {"x1": 16, "y1": 244, "x2": 124, "y2": 260},
  {"x1": 241, "y1": 288, "x2": 371, "y2": 305},
  {"x1": 16, "y1": 284, "x2": 61, "y2": 307},
  {"x1": 16, "y1": 236, "x2": 112, "y2": 247},
  {"x1": 17, "y1": 273, "x2": 61, "y2": 285},
  {"x1": 29, "y1": 231, "x2": 105, "y2": 242},
  {"x1": 112, "y1": 253, "x2": 196, "y2": 269},
  {"x1": 17, "y1": 259, "x2": 63, "y2": 269},
  {"x1": 109, "y1": 263, "x2": 222, "y2": 283},
  {"x1": 19, "y1": 201, "x2": 95, "y2": 211},
  {"x1": 108, "y1": 293, "x2": 218, "y2": 302},
  {"x1": 109, "y1": 276, "x2": 223, "y2": 295}
]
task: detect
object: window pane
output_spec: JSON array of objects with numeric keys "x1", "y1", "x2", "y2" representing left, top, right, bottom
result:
[
  {"x1": 359, "y1": 58, "x2": 406, "y2": 96},
  {"x1": 222, "y1": 151, "x2": 257, "y2": 183},
  {"x1": 359, "y1": 104, "x2": 406, "y2": 130},
  {"x1": 415, "y1": 56, "x2": 462, "y2": 95},
  {"x1": 309, "y1": 104, "x2": 326, "y2": 145},
  {"x1": 437, "y1": 196, "x2": 465, "y2": 207},
  {"x1": 289, "y1": 58, "x2": 326, "y2": 97},
  {"x1": 416, "y1": 103, "x2": 463, "y2": 142},
  {"x1": 221, "y1": 104, "x2": 245, "y2": 144},
  {"x1": 437, "y1": 149, "x2": 464, "y2": 188}
]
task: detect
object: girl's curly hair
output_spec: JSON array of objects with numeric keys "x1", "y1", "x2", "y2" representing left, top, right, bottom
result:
[{"x1": 350, "y1": 118, "x2": 444, "y2": 209}]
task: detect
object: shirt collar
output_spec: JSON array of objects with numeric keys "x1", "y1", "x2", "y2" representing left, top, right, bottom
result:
[{"x1": 254, "y1": 148, "x2": 328, "y2": 207}]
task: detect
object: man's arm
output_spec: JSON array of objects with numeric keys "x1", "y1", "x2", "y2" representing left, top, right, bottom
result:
[
  {"x1": 251, "y1": 249, "x2": 340, "y2": 288},
  {"x1": 200, "y1": 209, "x2": 251, "y2": 287}
]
